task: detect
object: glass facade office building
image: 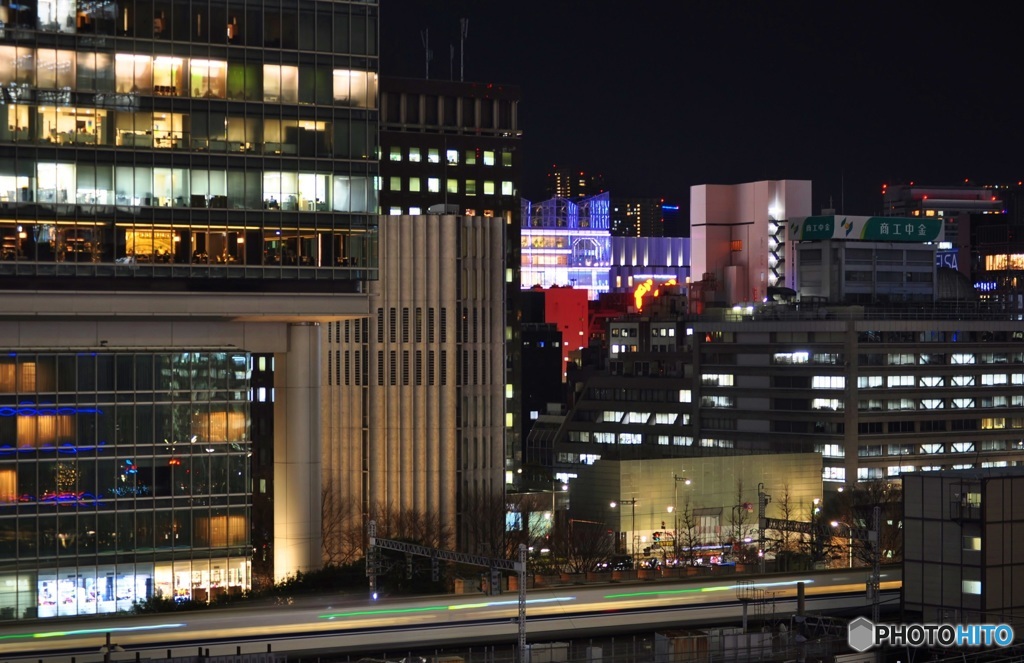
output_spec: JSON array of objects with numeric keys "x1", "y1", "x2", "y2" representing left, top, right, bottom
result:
[
  {"x1": 0, "y1": 0, "x2": 378, "y2": 619},
  {"x1": 1, "y1": 351, "x2": 251, "y2": 619},
  {"x1": 0, "y1": 0, "x2": 378, "y2": 282}
]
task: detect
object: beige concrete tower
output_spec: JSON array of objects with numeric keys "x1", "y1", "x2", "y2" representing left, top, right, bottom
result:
[{"x1": 323, "y1": 214, "x2": 506, "y2": 557}]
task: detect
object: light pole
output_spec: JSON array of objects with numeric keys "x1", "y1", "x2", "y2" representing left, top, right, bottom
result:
[
  {"x1": 831, "y1": 520, "x2": 853, "y2": 568},
  {"x1": 548, "y1": 480, "x2": 567, "y2": 531},
  {"x1": 610, "y1": 498, "x2": 637, "y2": 559}
]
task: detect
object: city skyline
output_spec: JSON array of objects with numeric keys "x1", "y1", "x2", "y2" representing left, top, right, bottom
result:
[{"x1": 382, "y1": 3, "x2": 1022, "y2": 218}]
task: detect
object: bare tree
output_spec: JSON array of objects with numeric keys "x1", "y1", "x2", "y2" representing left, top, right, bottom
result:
[
  {"x1": 725, "y1": 479, "x2": 754, "y2": 560},
  {"x1": 461, "y1": 489, "x2": 510, "y2": 559},
  {"x1": 766, "y1": 484, "x2": 800, "y2": 571},
  {"x1": 551, "y1": 519, "x2": 614, "y2": 574},
  {"x1": 368, "y1": 501, "x2": 453, "y2": 550},
  {"x1": 792, "y1": 498, "x2": 842, "y2": 569},
  {"x1": 321, "y1": 476, "x2": 355, "y2": 566},
  {"x1": 837, "y1": 479, "x2": 903, "y2": 565},
  {"x1": 675, "y1": 499, "x2": 702, "y2": 566}
]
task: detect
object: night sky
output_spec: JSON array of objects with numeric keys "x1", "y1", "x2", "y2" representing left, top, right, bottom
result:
[{"x1": 381, "y1": 3, "x2": 1022, "y2": 221}]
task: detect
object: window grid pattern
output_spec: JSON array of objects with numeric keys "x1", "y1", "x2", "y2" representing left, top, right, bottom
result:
[{"x1": 0, "y1": 351, "x2": 252, "y2": 616}]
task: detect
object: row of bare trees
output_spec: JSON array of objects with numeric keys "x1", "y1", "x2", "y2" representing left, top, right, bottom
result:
[{"x1": 318, "y1": 478, "x2": 904, "y2": 580}]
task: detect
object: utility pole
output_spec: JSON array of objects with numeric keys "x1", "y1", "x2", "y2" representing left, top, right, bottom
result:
[
  {"x1": 611, "y1": 499, "x2": 638, "y2": 560},
  {"x1": 757, "y1": 483, "x2": 771, "y2": 574},
  {"x1": 870, "y1": 506, "x2": 881, "y2": 622},
  {"x1": 673, "y1": 473, "x2": 691, "y2": 560}
]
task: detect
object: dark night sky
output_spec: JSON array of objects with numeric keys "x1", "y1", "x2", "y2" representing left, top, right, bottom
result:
[{"x1": 381, "y1": 3, "x2": 1023, "y2": 220}]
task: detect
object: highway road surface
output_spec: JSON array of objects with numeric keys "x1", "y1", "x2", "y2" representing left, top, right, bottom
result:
[{"x1": 0, "y1": 567, "x2": 901, "y2": 662}]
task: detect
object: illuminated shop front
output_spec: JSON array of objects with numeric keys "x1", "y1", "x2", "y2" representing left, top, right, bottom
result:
[
  {"x1": 521, "y1": 193, "x2": 612, "y2": 300},
  {"x1": 0, "y1": 352, "x2": 252, "y2": 619}
]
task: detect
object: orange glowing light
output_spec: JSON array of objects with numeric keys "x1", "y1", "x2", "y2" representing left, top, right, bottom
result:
[
  {"x1": 634, "y1": 279, "x2": 654, "y2": 311},
  {"x1": 633, "y1": 278, "x2": 677, "y2": 312}
]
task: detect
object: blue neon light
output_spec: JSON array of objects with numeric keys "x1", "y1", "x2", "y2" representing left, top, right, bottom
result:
[
  {"x1": 0, "y1": 406, "x2": 103, "y2": 417},
  {"x1": 661, "y1": 205, "x2": 680, "y2": 211}
]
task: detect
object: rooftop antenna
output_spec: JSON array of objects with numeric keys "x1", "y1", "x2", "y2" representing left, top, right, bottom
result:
[
  {"x1": 460, "y1": 18, "x2": 469, "y2": 81},
  {"x1": 420, "y1": 29, "x2": 432, "y2": 79},
  {"x1": 841, "y1": 170, "x2": 845, "y2": 214}
]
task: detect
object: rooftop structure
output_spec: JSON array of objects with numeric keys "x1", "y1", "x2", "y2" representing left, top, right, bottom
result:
[{"x1": 690, "y1": 180, "x2": 812, "y2": 305}]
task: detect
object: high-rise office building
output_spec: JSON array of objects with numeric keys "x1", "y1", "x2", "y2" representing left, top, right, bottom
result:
[
  {"x1": 378, "y1": 77, "x2": 525, "y2": 486},
  {"x1": 0, "y1": 0, "x2": 378, "y2": 619},
  {"x1": 545, "y1": 165, "x2": 603, "y2": 200},
  {"x1": 611, "y1": 197, "x2": 663, "y2": 237},
  {"x1": 323, "y1": 214, "x2": 505, "y2": 557}
]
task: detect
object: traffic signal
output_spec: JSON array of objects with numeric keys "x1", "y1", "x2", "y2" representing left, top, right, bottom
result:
[
  {"x1": 490, "y1": 568, "x2": 501, "y2": 595},
  {"x1": 431, "y1": 556, "x2": 439, "y2": 582},
  {"x1": 406, "y1": 554, "x2": 413, "y2": 579}
]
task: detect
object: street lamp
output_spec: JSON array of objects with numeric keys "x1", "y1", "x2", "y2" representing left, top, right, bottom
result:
[
  {"x1": 610, "y1": 498, "x2": 637, "y2": 559},
  {"x1": 831, "y1": 520, "x2": 853, "y2": 568}
]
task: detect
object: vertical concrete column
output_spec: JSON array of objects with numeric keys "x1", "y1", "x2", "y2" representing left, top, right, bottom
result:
[{"x1": 274, "y1": 322, "x2": 322, "y2": 580}]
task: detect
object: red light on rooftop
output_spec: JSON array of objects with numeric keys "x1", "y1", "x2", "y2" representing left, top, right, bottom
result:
[{"x1": 923, "y1": 195, "x2": 928, "y2": 200}]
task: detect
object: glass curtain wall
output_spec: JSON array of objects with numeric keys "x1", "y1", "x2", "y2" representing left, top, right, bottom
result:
[
  {"x1": 0, "y1": 0, "x2": 379, "y2": 280},
  {"x1": 0, "y1": 351, "x2": 252, "y2": 620}
]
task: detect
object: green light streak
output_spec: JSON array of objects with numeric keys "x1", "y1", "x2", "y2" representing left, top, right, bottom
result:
[
  {"x1": 320, "y1": 605, "x2": 448, "y2": 619},
  {"x1": 0, "y1": 623, "x2": 184, "y2": 642},
  {"x1": 605, "y1": 579, "x2": 813, "y2": 600}
]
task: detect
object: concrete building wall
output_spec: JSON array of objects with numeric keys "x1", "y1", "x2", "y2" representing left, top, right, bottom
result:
[
  {"x1": 690, "y1": 180, "x2": 811, "y2": 304},
  {"x1": 324, "y1": 215, "x2": 505, "y2": 558},
  {"x1": 903, "y1": 470, "x2": 1024, "y2": 623}
]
